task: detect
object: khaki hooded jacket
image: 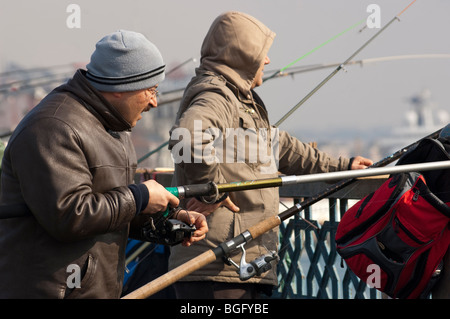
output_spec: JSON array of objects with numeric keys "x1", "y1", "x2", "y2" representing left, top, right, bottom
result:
[{"x1": 168, "y1": 11, "x2": 350, "y2": 286}]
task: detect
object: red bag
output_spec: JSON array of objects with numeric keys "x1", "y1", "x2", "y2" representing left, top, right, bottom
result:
[
  {"x1": 336, "y1": 134, "x2": 450, "y2": 298},
  {"x1": 336, "y1": 171, "x2": 450, "y2": 298}
]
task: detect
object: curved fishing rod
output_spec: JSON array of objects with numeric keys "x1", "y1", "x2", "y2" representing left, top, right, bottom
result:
[
  {"x1": 149, "y1": 53, "x2": 450, "y2": 109},
  {"x1": 262, "y1": 54, "x2": 450, "y2": 82},
  {"x1": 274, "y1": 0, "x2": 417, "y2": 127},
  {"x1": 137, "y1": 1, "x2": 419, "y2": 163},
  {"x1": 1, "y1": 59, "x2": 197, "y2": 96},
  {"x1": 0, "y1": 63, "x2": 76, "y2": 78},
  {"x1": 0, "y1": 69, "x2": 74, "y2": 90},
  {"x1": 148, "y1": 127, "x2": 443, "y2": 202},
  {"x1": 121, "y1": 127, "x2": 441, "y2": 299},
  {"x1": 128, "y1": 1, "x2": 419, "y2": 270},
  {"x1": 164, "y1": 58, "x2": 197, "y2": 77},
  {"x1": 0, "y1": 74, "x2": 73, "y2": 94},
  {"x1": 137, "y1": 141, "x2": 169, "y2": 164},
  {"x1": 0, "y1": 131, "x2": 13, "y2": 139}
]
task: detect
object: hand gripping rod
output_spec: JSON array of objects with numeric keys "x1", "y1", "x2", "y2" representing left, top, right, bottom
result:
[{"x1": 121, "y1": 128, "x2": 442, "y2": 299}]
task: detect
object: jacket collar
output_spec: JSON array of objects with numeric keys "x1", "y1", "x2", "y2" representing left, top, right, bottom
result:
[{"x1": 55, "y1": 70, "x2": 132, "y2": 132}]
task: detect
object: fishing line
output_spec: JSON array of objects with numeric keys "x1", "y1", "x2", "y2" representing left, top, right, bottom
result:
[
  {"x1": 263, "y1": 54, "x2": 450, "y2": 81},
  {"x1": 137, "y1": 1, "x2": 419, "y2": 162},
  {"x1": 264, "y1": 18, "x2": 366, "y2": 82},
  {"x1": 274, "y1": 0, "x2": 418, "y2": 127},
  {"x1": 127, "y1": 1, "x2": 420, "y2": 270}
]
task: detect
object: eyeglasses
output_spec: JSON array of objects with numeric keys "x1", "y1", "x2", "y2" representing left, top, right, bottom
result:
[{"x1": 148, "y1": 87, "x2": 159, "y2": 98}]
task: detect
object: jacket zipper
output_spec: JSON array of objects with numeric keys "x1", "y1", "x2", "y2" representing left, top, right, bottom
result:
[{"x1": 412, "y1": 188, "x2": 420, "y2": 202}]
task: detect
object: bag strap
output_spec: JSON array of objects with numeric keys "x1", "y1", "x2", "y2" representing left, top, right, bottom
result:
[
  {"x1": 397, "y1": 137, "x2": 450, "y2": 203},
  {"x1": 415, "y1": 177, "x2": 450, "y2": 218},
  {"x1": 398, "y1": 137, "x2": 450, "y2": 165}
]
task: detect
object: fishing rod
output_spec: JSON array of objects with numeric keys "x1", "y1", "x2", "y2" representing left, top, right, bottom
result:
[
  {"x1": 136, "y1": 51, "x2": 445, "y2": 164},
  {"x1": 165, "y1": 58, "x2": 197, "y2": 77},
  {"x1": 274, "y1": 0, "x2": 417, "y2": 127},
  {"x1": 137, "y1": 141, "x2": 169, "y2": 164},
  {"x1": 262, "y1": 54, "x2": 450, "y2": 82},
  {"x1": 0, "y1": 71, "x2": 73, "y2": 90},
  {"x1": 263, "y1": 17, "x2": 366, "y2": 83},
  {"x1": 0, "y1": 131, "x2": 13, "y2": 139},
  {"x1": 126, "y1": 131, "x2": 447, "y2": 265},
  {"x1": 121, "y1": 127, "x2": 442, "y2": 299},
  {"x1": 0, "y1": 63, "x2": 75, "y2": 78},
  {"x1": 149, "y1": 53, "x2": 450, "y2": 109},
  {"x1": 165, "y1": 159, "x2": 450, "y2": 202},
  {"x1": 127, "y1": 0, "x2": 419, "y2": 270},
  {"x1": 0, "y1": 75, "x2": 72, "y2": 94},
  {"x1": 136, "y1": 1, "x2": 418, "y2": 163},
  {"x1": 152, "y1": 53, "x2": 450, "y2": 108}
]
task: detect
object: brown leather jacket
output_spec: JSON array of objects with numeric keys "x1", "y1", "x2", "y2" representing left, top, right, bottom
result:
[
  {"x1": 168, "y1": 12, "x2": 350, "y2": 287},
  {"x1": 0, "y1": 70, "x2": 139, "y2": 298}
]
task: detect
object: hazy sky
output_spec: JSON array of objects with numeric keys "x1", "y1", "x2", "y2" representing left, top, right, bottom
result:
[{"x1": 1, "y1": 0, "x2": 449, "y2": 141}]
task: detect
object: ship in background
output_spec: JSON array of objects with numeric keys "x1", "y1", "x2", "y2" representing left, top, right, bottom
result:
[{"x1": 377, "y1": 88, "x2": 449, "y2": 158}]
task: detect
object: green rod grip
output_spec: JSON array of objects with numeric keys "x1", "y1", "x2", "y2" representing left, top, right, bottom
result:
[{"x1": 165, "y1": 187, "x2": 179, "y2": 198}]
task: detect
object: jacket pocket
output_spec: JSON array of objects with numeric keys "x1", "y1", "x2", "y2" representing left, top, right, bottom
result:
[
  {"x1": 64, "y1": 254, "x2": 97, "y2": 299},
  {"x1": 233, "y1": 109, "x2": 262, "y2": 168}
]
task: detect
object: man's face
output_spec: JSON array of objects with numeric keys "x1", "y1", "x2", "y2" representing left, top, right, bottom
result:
[
  {"x1": 110, "y1": 86, "x2": 158, "y2": 127},
  {"x1": 252, "y1": 55, "x2": 271, "y2": 89}
]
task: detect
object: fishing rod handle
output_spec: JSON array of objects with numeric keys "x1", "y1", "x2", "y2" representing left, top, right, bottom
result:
[
  {"x1": 248, "y1": 215, "x2": 282, "y2": 239},
  {"x1": 122, "y1": 249, "x2": 217, "y2": 299},
  {"x1": 121, "y1": 215, "x2": 281, "y2": 299},
  {"x1": 165, "y1": 181, "x2": 216, "y2": 199}
]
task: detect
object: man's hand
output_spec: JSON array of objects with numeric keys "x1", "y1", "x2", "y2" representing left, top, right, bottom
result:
[
  {"x1": 186, "y1": 196, "x2": 240, "y2": 217},
  {"x1": 175, "y1": 210, "x2": 209, "y2": 247},
  {"x1": 350, "y1": 156, "x2": 373, "y2": 170},
  {"x1": 141, "y1": 179, "x2": 180, "y2": 214}
]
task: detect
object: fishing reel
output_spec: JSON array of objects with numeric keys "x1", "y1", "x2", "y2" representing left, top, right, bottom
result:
[
  {"x1": 225, "y1": 244, "x2": 279, "y2": 281},
  {"x1": 141, "y1": 206, "x2": 196, "y2": 246}
]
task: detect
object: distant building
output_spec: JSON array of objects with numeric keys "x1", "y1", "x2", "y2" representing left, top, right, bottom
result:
[{"x1": 377, "y1": 89, "x2": 448, "y2": 157}]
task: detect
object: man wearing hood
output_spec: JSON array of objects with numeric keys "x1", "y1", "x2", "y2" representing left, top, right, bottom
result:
[
  {"x1": 0, "y1": 30, "x2": 208, "y2": 298},
  {"x1": 169, "y1": 11, "x2": 372, "y2": 299}
]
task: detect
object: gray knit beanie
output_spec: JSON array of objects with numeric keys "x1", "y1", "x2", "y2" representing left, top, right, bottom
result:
[{"x1": 86, "y1": 30, "x2": 165, "y2": 92}]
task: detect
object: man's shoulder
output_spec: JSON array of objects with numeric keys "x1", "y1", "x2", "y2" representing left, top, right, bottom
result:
[
  {"x1": 12, "y1": 91, "x2": 95, "y2": 139},
  {"x1": 187, "y1": 73, "x2": 239, "y2": 107}
]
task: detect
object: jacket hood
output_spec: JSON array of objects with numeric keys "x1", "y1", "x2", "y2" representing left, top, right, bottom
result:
[
  {"x1": 199, "y1": 11, "x2": 276, "y2": 97},
  {"x1": 55, "y1": 69, "x2": 132, "y2": 132}
]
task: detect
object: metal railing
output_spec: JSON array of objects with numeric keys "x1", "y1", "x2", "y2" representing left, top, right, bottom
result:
[
  {"x1": 130, "y1": 171, "x2": 387, "y2": 299},
  {"x1": 274, "y1": 177, "x2": 387, "y2": 299}
]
